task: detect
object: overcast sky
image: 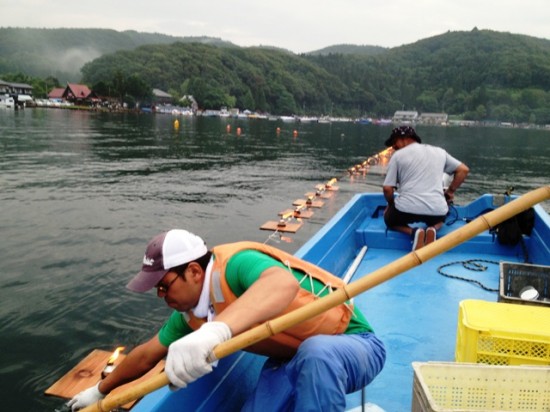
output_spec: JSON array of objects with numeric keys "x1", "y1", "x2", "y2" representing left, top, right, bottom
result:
[{"x1": 1, "y1": 0, "x2": 549, "y2": 53}]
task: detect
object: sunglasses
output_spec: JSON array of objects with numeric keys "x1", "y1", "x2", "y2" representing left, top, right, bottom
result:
[{"x1": 156, "y1": 274, "x2": 181, "y2": 297}]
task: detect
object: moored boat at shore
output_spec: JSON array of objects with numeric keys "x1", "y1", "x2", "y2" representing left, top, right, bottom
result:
[{"x1": 0, "y1": 94, "x2": 15, "y2": 109}]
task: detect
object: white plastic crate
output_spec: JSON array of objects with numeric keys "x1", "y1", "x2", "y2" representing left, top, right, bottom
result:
[{"x1": 412, "y1": 361, "x2": 550, "y2": 411}]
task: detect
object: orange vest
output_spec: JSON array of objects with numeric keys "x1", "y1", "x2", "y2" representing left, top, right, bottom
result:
[{"x1": 187, "y1": 241, "x2": 353, "y2": 358}]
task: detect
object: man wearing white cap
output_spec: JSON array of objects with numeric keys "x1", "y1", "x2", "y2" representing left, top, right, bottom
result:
[{"x1": 68, "y1": 229, "x2": 386, "y2": 411}]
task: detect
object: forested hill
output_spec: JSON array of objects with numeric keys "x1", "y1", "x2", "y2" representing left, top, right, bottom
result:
[
  {"x1": 81, "y1": 43, "x2": 346, "y2": 116},
  {"x1": 2, "y1": 27, "x2": 550, "y2": 123},
  {"x1": 79, "y1": 28, "x2": 550, "y2": 123},
  {"x1": 306, "y1": 29, "x2": 550, "y2": 122},
  {"x1": 0, "y1": 27, "x2": 235, "y2": 81}
]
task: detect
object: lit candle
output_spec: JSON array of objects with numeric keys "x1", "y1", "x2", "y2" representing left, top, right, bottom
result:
[{"x1": 101, "y1": 346, "x2": 125, "y2": 379}]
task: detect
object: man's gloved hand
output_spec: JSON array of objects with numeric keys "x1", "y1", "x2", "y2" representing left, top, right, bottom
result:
[
  {"x1": 165, "y1": 321, "x2": 232, "y2": 388},
  {"x1": 66, "y1": 382, "x2": 105, "y2": 411}
]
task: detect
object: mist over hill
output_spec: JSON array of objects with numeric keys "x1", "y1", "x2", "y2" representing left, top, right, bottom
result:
[{"x1": 0, "y1": 27, "x2": 235, "y2": 81}]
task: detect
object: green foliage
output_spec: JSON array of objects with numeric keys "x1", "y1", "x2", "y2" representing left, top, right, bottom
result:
[
  {"x1": 3, "y1": 27, "x2": 550, "y2": 123},
  {"x1": 81, "y1": 43, "x2": 345, "y2": 114},
  {"x1": 307, "y1": 29, "x2": 550, "y2": 122},
  {"x1": 92, "y1": 70, "x2": 152, "y2": 104}
]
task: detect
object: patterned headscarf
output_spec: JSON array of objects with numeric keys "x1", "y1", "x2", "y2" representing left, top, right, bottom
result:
[{"x1": 385, "y1": 125, "x2": 422, "y2": 146}]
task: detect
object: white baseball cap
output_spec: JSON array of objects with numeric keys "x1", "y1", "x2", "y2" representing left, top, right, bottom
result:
[{"x1": 126, "y1": 229, "x2": 207, "y2": 292}]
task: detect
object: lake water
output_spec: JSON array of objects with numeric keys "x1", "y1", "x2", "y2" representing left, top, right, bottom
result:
[{"x1": 1, "y1": 108, "x2": 548, "y2": 411}]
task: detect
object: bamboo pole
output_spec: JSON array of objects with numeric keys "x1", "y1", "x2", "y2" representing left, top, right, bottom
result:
[{"x1": 83, "y1": 186, "x2": 550, "y2": 412}]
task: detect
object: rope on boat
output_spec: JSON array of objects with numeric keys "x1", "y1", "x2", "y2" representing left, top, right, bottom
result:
[{"x1": 436, "y1": 259, "x2": 500, "y2": 292}]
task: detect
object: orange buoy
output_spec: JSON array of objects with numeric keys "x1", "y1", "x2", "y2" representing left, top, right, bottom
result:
[
  {"x1": 293, "y1": 130, "x2": 298, "y2": 137},
  {"x1": 237, "y1": 127, "x2": 242, "y2": 136},
  {"x1": 276, "y1": 127, "x2": 281, "y2": 134},
  {"x1": 173, "y1": 119, "x2": 180, "y2": 129},
  {"x1": 226, "y1": 124, "x2": 231, "y2": 133}
]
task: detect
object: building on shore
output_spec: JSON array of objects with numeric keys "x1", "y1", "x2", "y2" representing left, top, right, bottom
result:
[
  {"x1": 392, "y1": 110, "x2": 418, "y2": 124},
  {"x1": 0, "y1": 79, "x2": 34, "y2": 108},
  {"x1": 63, "y1": 83, "x2": 98, "y2": 105},
  {"x1": 152, "y1": 89, "x2": 172, "y2": 105},
  {"x1": 417, "y1": 112, "x2": 448, "y2": 125}
]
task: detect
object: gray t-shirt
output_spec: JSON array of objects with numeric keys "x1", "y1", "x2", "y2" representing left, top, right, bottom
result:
[{"x1": 383, "y1": 143, "x2": 462, "y2": 215}]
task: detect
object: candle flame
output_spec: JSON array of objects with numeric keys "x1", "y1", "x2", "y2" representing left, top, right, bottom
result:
[
  {"x1": 281, "y1": 211, "x2": 293, "y2": 220},
  {"x1": 107, "y1": 346, "x2": 125, "y2": 364},
  {"x1": 371, "y1": 147, "x2": 393, "y2": 166},
  {"x1": 379, "y1": 147, "x2": 394, "y2": 157}
]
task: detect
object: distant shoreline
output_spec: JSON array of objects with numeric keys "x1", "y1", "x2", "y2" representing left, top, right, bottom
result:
[{"x1": 19, "y1": 103, "x2": 550, "y2": 131}]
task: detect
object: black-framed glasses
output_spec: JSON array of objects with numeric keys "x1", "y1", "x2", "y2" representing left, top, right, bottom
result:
[{"x1": 156, "y1": 274, "x2": 180, "y2": 297}]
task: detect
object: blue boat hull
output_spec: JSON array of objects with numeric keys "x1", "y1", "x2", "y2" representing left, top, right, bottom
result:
[
  {"x1": 132, "y1": 192, "x2": 550, "y2": 411},
  {"x1": 296, "y1": 192, "x2": 549, "y2": 411}
]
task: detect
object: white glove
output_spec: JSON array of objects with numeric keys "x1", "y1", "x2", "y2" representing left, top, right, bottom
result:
[
  {"x1": 66, "y1": 382, "x2": 105, "y2": 411},
  {"x1": 165, "y1": 321, "x2": 232, "y2": 388}
]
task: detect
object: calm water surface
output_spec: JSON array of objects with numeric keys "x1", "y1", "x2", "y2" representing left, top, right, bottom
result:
[{"x1": 0, "y1": 109, "x2": 548, "y2": 411}]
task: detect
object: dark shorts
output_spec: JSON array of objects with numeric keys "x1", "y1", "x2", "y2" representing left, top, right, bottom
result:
[{"x1": 384, "y1": 203, "x2": 446, "y2": 228}]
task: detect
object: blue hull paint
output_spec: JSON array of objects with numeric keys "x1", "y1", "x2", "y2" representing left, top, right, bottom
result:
[{"x1": 132, "y1": 192, "x2": 550, "y2": 412}]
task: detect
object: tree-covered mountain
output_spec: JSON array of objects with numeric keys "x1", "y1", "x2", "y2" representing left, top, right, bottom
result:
[
  {"x1": 306, "y1": 28, "x2": 550, "y2": 122},
  {"x1": 0, "y1": 27, "x2": 235, "y2": 81},
  {"x1": 2, "y1": 27, "x2": 550, "y2": 123},
  {"x1": 78, "y1": 28, "x2": 550, "y2": 123},
  {"x1": 81, "y1": 43, "x2": 346, "y2": 115}
]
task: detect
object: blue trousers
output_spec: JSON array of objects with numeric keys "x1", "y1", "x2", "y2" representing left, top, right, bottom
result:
[{"x1": 242, "y1": 332, "x2": 386, "y2": 412}]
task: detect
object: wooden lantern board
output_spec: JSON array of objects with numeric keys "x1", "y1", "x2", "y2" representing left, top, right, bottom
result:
[
  {"x1": 278, "y1": 209, "x2": 314, "y2": 219},
  {"x1": 45, "y1": 349, "x2": 165, "y2": 410},
  {"x1": 292, "y1": 199, "x2": 324, "y2": 208},
  {"x1": 260, "y1": 221, "x2": 303, "y2": 232},
  {"x1": 305, "y1": 191, "x2": 334, "y2": 199}
]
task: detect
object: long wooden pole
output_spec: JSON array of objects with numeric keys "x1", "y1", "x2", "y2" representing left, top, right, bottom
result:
[{"x1": 83, "y1": 186, "x2": 550, "y2": 412}]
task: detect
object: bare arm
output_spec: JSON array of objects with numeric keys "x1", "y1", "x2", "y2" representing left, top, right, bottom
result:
[
  {"x1": 98, "y1": 334, "x2": 168, "y2": 395},
  {"x1": 445, "y1": 163, "x2": 469, "y2": 202},
  {"x1": 383, "y1": 185, "x2": 395, "y2": 205},
  {"x1": 214, "y1": 266, "x2": 300, "y2": 335}
]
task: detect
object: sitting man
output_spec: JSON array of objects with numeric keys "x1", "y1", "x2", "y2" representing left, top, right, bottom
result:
[
  {"x1": 68, "y1": 229, "x2": 386, "y2": 411},
  {"x1": 382, "y1": 126, "x2": 469, "y2": 250}
]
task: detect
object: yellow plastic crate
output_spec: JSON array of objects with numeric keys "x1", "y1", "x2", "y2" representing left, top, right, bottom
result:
[
  {"x1": 455, "y1": 299, "x2": 550, "y2": 365},
  {"x1": 412, "y1": 362, "x2": 550, "y2": 411}
]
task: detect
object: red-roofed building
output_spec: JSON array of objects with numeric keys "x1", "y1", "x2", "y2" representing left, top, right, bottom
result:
[
  {"x1": 62, "y1": 83, "x2": 98, "y2": 105},
  {"x1": 48, "y1": 87, "x2": 65, "y2": 101}
]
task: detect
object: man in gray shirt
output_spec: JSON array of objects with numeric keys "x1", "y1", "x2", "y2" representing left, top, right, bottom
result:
[{"x1": 382, "y1": 126, "x2": 469, "y2": 250}]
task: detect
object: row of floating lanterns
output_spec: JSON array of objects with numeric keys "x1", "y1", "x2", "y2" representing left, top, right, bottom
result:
[{"x1": 260, "y1": 147, "x2": 393, "y2": 243}]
